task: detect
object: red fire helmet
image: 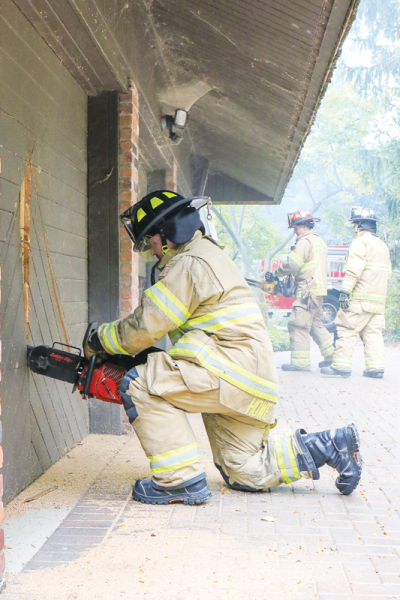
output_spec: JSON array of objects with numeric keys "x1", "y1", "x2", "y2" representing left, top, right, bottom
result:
[{"x1": 287, "y1": 210, "x2": 321, "y2": 228}]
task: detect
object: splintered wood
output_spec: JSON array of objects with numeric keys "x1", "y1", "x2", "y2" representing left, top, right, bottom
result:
[{"x1": 20, "y1": 150, "x2": 33, "y2": 343}]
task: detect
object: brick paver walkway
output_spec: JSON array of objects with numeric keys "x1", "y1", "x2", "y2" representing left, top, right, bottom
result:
[{"x1": 3, "y1": 342, "x2": 400, "y2": 599}]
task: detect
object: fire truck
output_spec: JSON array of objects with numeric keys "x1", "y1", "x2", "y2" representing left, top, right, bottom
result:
[{"x1": 263, "y1": 245, "x2": 349, "y2": 332}]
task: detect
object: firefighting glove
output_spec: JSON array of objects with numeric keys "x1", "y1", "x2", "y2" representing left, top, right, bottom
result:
[
  {"x1": 265, "y1": 272, "x2": 278, "y2": 284},
  {"x1": 83, "y1": 329, "x2": 104, "y2": 359},
  {"x1": 339, "y1": 290, "x2": 350, "y2": 311}
]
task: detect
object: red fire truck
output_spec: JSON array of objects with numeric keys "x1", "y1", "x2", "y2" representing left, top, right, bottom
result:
[{"x1": 263, "y1": 245, "x2": 349, "y2": 332}]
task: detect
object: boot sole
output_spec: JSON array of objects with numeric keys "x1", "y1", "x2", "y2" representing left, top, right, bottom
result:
[
  {"x1": 337, "y1": 423, "x2": 363, "y2": 496},
  {"x1": 132, "y1": 490, "x2": 212, "y2": 505},
  {"x1": 320, "y1": 371, "x2": 351, "y2": 378}
]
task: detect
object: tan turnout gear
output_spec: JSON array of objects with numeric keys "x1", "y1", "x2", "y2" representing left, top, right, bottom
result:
[
  {"x1": 333, "y1": 230, "x2": 391, "y2": 372},
  {"x1": 276, "y1": 230, "x2": 334, "y2": 369},
  {"x1": 97, "y1": 231, "x2": 309, "y2": 489}
]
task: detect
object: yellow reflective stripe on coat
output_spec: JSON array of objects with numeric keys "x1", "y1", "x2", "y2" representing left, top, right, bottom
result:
[
  {"x1": 351, "y1": 291, "x2": 386, "y2": 303},
  {"x1": 300, "y1": 259, "x2": 317, "y2": 273},
  {"x1": 289, "y1": 251, "x2": 304, "y2": 269},
  {"x1": 102, "y1": 322, "x2": 130, "y2": 355},
  {"x1": 181, "y1": 302, "x2": 263, "y2": 333},
  {"x1": 274, "y1": 433, "x2": 301, "y2": 484},
  {"x1": 169, "y1": 328, "x2": 184, "y2": 345},
  {"x1": 341, "y1": 280, "x2": 354, "y2": 293},
  {"x1": 364, "y1": 261, "x2": 391, "y2": 272},
  {"x1": 345, "y1": 259, "x2": 366, "y2": 271},
  {"x1": 145, "y1": 281, "x2": 191, "y2": 327},
  {"x1": 149, "y1": 442, "x2": 200, "y2": 474},
  {"x1": 168, "y1": 337, "x2": 278, "y2": 402}
]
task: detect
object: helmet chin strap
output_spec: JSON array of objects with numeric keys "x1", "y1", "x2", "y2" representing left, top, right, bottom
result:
[
  {"x1": 159, "y1": 227, "x2": 170, "y2": 256},
  {"x1": 151, "y1": 261, "x2": 160, "y2": 286},
  {"x1": 151, "y1": 228, "x2": 169, "y2": 286}
]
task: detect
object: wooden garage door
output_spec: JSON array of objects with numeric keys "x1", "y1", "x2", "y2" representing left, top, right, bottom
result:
[{"x1": 0, "y1": 0, "x2": 89, "y2": 502}]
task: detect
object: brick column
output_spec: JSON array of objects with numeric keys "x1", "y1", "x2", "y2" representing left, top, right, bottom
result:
[
  {"x1": 119, "y1": 82, "x2": 140, "y2": 319},
  {"x1": 165, "y1": 158, "x2": 178, "y2": 192}
]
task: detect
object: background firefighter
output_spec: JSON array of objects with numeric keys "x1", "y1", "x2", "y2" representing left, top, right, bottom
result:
[
  {"x1": 266, "y1": 210, "x2": 334, "y2": 372},
  {"x1": 85, "y1": 192, "x2": 362, "y2": 504},
  {"x1": 321, "y1": 207, "x2": 392, "y2": 379}
]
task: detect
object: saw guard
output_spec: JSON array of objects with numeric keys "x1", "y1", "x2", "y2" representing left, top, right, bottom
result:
[{"x1": 78, "y1": 363, "x2": 125, "y2": 404}]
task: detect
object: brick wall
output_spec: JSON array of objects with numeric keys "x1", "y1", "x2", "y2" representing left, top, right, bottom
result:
[
  {"x1": 0, "y1": 154, "x2": 6, "y2": 590},
  {"x1": 119, "y1": 82, "x2": 140, "y2": 319},
  {"x1": 0, "y1": 268, "x2": 5, "y2": 590}
]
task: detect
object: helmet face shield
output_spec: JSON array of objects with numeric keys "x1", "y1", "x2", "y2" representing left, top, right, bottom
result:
[
  {"x1": 120, "y1": 205, "x2": 138, "y2": 246},
  {"x1": 119, "y1": 192, "x2": 211, "y2": 252},
  {"x1": 350, "y1": 206, "x2": 363, "y2": 221},
  {"x1": 119, "y1": 203, "x2": 159, "y2": 251}
]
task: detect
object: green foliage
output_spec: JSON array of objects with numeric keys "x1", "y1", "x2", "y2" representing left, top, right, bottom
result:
[
  {"x1": 359, "y1": 143, "x2": 400, "y2": 239},
  {"x1": 267, "y1": 312, "x2": 290, "y2": 352},
  {"x1": 295, "y1": 83, "x2": 377, "y2": 193},
  {"x1": 337, "y1": 0, "x2": 400, "y2": 245},
  {"x1": 342, "y1": 0, "x2": 400, "y2": 98},
  {"x1": 320, "y1": 204, "x2": 347, "y2": 237},
  {"x1": 267, "y1": 325, "x2": 290, "y2": 352},
  {"x1": 384, "y1": 271, "x2": 400, "y2": 338},
  {"x1": 214, "y1": 205, "x2": 283, "y2": 261},
  {"x1": 286, "y1": 82, "x2": 381, "y2": 245}
]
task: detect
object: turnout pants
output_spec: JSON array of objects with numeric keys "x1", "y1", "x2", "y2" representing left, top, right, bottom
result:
[
  {"x1": 288, "y1": 297, "x2": 334, "y2": 370},
  {"x1": 127, "y1": 352, "x2": 309, "y2": 489},
  {"x1": 332, "y1": 308, "x2": 385, "y2": 372}
]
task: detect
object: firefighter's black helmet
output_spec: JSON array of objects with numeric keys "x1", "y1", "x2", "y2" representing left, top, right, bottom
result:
[
  {"x1": 347, "y1": 207, "x2": 379, "y2": 224},
  {"x1": 346, "y1": 207, "x2": 380, "y2": 233},
  {"x1": 120, "y1": 190, "x2": 210, "y2": 252}
]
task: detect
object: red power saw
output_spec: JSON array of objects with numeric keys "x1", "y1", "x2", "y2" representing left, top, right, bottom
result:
[{"x1": 27, "y1": 323, "x2": 158, "y2": 404}]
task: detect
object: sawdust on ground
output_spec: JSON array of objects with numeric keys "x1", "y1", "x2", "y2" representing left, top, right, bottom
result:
[{"x1": 4, "y1": 435, "x2": 129, "y2": 521}]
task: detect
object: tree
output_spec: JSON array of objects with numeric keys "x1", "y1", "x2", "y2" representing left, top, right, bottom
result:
[
  {"x1": 341, "y1": 0, "x2": 400, "y2": 98},
  {"x1": 339, "y1": 0, "x2": 400, "y2": 244},
  {"x1": 281, "y1": 81, "x2": 382, "y2": 246},
  {"x1": 212, "y1": 205, "x2": 283, "y2": 277}
]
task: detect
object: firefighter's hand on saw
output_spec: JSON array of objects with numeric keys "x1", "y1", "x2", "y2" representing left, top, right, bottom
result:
[
  {"x1": 265, "y1": 272, "x2": 278, "y2": 284},
  {"x1": 339, "y1": 290, "x2": 350, "y2": 311},
  {"x1": 84, "y1": 329, "x2": 104, "y2": 359}
]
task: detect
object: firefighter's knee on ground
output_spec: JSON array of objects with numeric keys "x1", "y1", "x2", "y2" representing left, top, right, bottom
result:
[
  {"x1": 120, "y1": 366, "x2": 139, "y2": 424},
  {"x1": 215, "y1": 456, "x2": 265, "y2": 491}
]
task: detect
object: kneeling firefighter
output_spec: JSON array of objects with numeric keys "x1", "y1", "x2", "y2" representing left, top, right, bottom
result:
[
  {"x1": 321, "y1": 207, "x2": 391, "y2": 379},
  {"x1": 85, "y1": 191, "x2": 362, "y2": 504},
  {"x1": 266, "y1": 210, "x2": 334, "y2": 371}
]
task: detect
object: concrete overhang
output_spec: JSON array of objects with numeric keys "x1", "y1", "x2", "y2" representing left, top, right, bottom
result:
[{"x1": 13, "y1": 0, "x2": 359, "y2": 203}]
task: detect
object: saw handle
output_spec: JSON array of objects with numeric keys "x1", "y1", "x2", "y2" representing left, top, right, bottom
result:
[
  {"x1": 82, "y1": 355, "x2": 97, "y2": 399},
  {"x1": 82, "y1": 322, "x2": 98, "y2": 349},
  {"x1": 52, "y1": 341, "x2": 81, "y2": 355}
]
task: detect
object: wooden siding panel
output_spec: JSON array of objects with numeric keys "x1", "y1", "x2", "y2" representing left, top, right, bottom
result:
[{"x1": 0, "y1": 0, "x2": 89, "y2": 502}]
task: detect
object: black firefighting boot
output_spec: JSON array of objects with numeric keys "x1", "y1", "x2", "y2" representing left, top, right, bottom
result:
[
  {"x1": 296, "y1": 424, "x2": 362, "y2": 495},
  {"x1": 132, "y1": 474, "x2": 211, "y2": 505},
  {"x1": 318, "y1": 359, "x2": 333, "y2": 368},
  {"x1": 282, "y1": 364, "x2": 308, "y2": 372},
  {"x1": 215, "y1": 464, "x2": 258, "y2": 492},
  {"x1": 363, "y1": 370, "x2": 384, "y2": 379},
  {"x1": 320, "y1": 365, "x2": 351, "y2": 378}
]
